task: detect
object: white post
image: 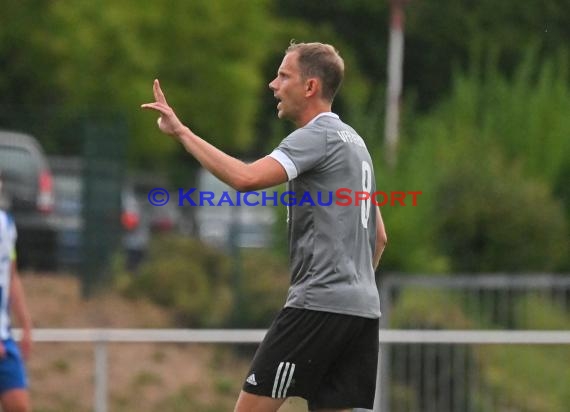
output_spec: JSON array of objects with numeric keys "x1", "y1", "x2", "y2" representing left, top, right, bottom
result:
[
  {"x1": 375, "y1": 277, "x2": 394, "y2": 412},
  {"x1": 385, "y1": 0, "x2": 407, "y2": 169},
  {"x1": 94, "y1": 341, "x2": 108, "y2": 412}
]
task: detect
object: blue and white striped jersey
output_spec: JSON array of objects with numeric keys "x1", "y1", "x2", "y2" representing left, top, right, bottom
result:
[{"x1": 0, "y1": 210, "x2": 16, "y2": 339}]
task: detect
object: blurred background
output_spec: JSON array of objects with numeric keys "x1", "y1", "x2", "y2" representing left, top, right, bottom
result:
[{"x1": 1, "y1": 1, "x2": 569, "y2": 411}]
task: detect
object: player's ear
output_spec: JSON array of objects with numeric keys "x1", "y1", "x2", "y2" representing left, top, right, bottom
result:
[{"x1": 305, "y1": 78, "x2": 319, "y2": 96}]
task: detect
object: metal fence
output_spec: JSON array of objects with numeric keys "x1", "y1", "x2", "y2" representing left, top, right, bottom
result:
[
  {"x1": 21, "y1": 328, "x2": 570, "y2": 412},
  {"x1": 376, "y1": 274, "x2": 570, "y2": 412},
  {"x1": 15, "y1": 275, "x2": 570, "y2": 412}
]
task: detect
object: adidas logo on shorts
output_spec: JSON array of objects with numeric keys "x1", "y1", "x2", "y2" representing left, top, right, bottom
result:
[{"x1": 246, "y1": 373, "x2": 258, "y2": 386}]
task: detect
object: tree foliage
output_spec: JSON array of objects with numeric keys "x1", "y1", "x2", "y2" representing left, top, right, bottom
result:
[
  {"x1": 0, "y1": 1, "x2": 60, "y2": 105},
  {"x1": 434, "y1": 145, "x2": 568, "y2": 272},
  {"x1": 2, "y1": 1, "x2": 570, "y2": 274},
  {"x1": 404, "y1": 0, "x2": 570, "y2": 109},
  {"x1": 120, "y1": 235, "x2": 289, "y2": 328},
  {"x1": 1, "y1": 1, "x2": 278, "y2": 165},
  {"x1": 276, "y1": 0, "x2": 570, "y2": 112},
  {"x1": 377, "y1": 52, "x2": 570, "y2": 273}
]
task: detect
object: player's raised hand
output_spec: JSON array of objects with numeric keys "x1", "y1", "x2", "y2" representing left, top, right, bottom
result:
[{"x1": 141, "y1": 79, "x2": 186, "y2": 136}]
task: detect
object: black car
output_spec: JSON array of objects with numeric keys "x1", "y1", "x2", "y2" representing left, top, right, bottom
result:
[{"x1": 0, "y1": 130, "x2": 57, "y2": 270}]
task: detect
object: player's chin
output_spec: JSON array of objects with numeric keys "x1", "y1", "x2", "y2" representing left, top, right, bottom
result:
[{"x1": 277, "y1": 106, "x2": 291, "y2": 119}]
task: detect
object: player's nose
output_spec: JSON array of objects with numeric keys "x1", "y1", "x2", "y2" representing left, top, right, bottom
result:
[{"x1": 269, "y1": 78, "x2": 278, "y2": 91}]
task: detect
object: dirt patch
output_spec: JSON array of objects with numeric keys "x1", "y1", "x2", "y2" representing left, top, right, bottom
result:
[
  {"x1": 23, "y1": 273, "x2": 172, "y2": 328},
  {"x1": 19, "y1": 272, "x2": 307, "y2": 411}
]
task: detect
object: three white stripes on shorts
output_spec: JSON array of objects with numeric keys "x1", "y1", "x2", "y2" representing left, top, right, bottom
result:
[{"x1": 272, "y1": 361, "x2": 296, "y2": 398}]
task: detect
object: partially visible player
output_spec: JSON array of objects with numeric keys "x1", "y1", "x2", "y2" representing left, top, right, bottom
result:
[{"x1": 0, "y1": 209, "x2": 32, "y2": 412}]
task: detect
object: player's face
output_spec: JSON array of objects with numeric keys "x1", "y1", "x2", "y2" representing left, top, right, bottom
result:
[{"x1": 269, "y1": 52, "x2": 308, "y2": 124}]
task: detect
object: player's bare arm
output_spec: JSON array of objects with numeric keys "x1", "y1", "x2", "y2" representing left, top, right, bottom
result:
[
  {"x1": 373, "y1": 206, "x2": 387, "y2": 270},
  {"x1": 9, "y1": 262, "x2": 32, "y2": 360},
  {"x1": 141, "y1": 79, "x2": 288, "y2": 191}
]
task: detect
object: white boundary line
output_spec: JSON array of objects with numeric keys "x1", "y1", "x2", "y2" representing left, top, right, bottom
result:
[{"x1": 13, "y1": 329, "x2": 570, "y2": 345}]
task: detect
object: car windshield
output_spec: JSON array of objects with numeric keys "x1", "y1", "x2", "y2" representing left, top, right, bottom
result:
[{"x1": 0, "y1": 146, "x2": 36, "y2": 182}]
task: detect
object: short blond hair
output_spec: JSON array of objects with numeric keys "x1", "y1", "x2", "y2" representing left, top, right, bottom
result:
[{"x1": 286, "y1": 42, "x2": 345, "y2": 102}]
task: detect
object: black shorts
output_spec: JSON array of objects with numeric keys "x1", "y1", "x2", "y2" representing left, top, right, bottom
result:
[{"x1": 242, "y1": 307, "x2": 379, "y2": 410}]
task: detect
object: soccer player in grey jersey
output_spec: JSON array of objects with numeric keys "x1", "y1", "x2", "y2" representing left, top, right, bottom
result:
[
  {"x1": 271, "y1": 113, "x2": 381, "y2": 319},
  {"x1": 143, "y1": 41, "x2": 387, "y2": 412}
]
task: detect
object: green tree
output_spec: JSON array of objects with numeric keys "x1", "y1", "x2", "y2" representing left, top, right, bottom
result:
[
  {"x1": 1, "y1": 1, "x2": 279, "y2": 167},
  {"x1": 0, "y1": 1, "x2": 60, "y2": 105},
  {"x1": 48, "y1": 1, "x2": 278, "y2": 163},
  {"x1": 276, "y1": 0, "x2": 570, "y2": 114},
  {"x1": 435, "y1": 146, "x2": 568, "y2": 272},
  {"x1": 405, "y1": 0, "x2": 570, "y2": 109},
  {"x1": 382, "y1": 49, "x2": 570, "y2": 273}
]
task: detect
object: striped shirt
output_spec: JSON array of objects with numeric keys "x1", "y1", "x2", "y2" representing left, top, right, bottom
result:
[{"x1": 0, "y1": 211, "x2": 16, "y2": 339}]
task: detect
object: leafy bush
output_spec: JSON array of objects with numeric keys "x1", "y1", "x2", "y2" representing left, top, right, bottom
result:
[
  {"x1": 433, "y1": 144, "x2": 568, "y2": 272},
  {"x1": 389, "y1": 288, "x2": 473, "y2": 330},
  {"x1": 118, "y1": 235, "x2": 289, "y2": 328},
  {"x1": 371, "y1": 146, "x2": 451, "y2": 274},
  {"x1": 375, "y1": 49, "x2": 570, "y2": 274},
  {"x1": 478, "y1": 295, "x2": 570, "y2": 412},
  {"x1": 238, "y1": 249, "x2": 290, "y2": 327},
  {"x1": 121, "y1": 236, "x2": 233, "y2": 326},
  {"x1": 388, "y1": 284, "x2": 570, "y2": 412}
]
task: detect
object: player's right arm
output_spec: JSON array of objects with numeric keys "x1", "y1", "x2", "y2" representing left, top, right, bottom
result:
[
  {"x1": 373, "y1": 206, "x2": 387, "y2": 270},
  {"x1": 141, "y1": 79, "x2": 288, "y2": 192},
  {"x1": 10, "y1": 260, "x2": 32, "y2": 360}
]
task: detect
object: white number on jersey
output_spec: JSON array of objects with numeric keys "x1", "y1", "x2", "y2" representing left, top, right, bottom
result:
[{"x1": 361, "y1": 160, "x2": 372, "y2": 229}]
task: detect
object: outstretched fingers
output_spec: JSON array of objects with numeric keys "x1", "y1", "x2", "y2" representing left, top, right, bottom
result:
[
  {"x1": 140, "y1": 101, "x2": 169, "y2": 113},
  {"x1": 141, "y1": 80, "x2": 170, "y2": 112},
  {"x1": 141, "y1": 79, "x2": 184, "y2": 135},
  {"x1": 153, "y1": 79, "x2": 168, "y2": 104}
]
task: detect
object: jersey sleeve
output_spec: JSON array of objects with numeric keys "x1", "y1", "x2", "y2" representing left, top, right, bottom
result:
[
  {"x1": 269, "y1": 128, "x2": 327, "y2": 181},
  {"x1": 7, "y1": 213, "x2": 17, "y2": 262}
]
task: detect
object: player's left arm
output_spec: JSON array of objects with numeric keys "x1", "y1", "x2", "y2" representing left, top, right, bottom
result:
[
  {"x1": 373, "y1": 206, "x2": 387, "y2": 270},
  {"x1": 9, "y1": 261, "x2": 32, "y2": 360}
]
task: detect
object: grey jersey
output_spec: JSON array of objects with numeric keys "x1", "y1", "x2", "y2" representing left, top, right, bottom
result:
[{"x1": 270, "y1": 113, "x2": 381, "y2": 318}]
